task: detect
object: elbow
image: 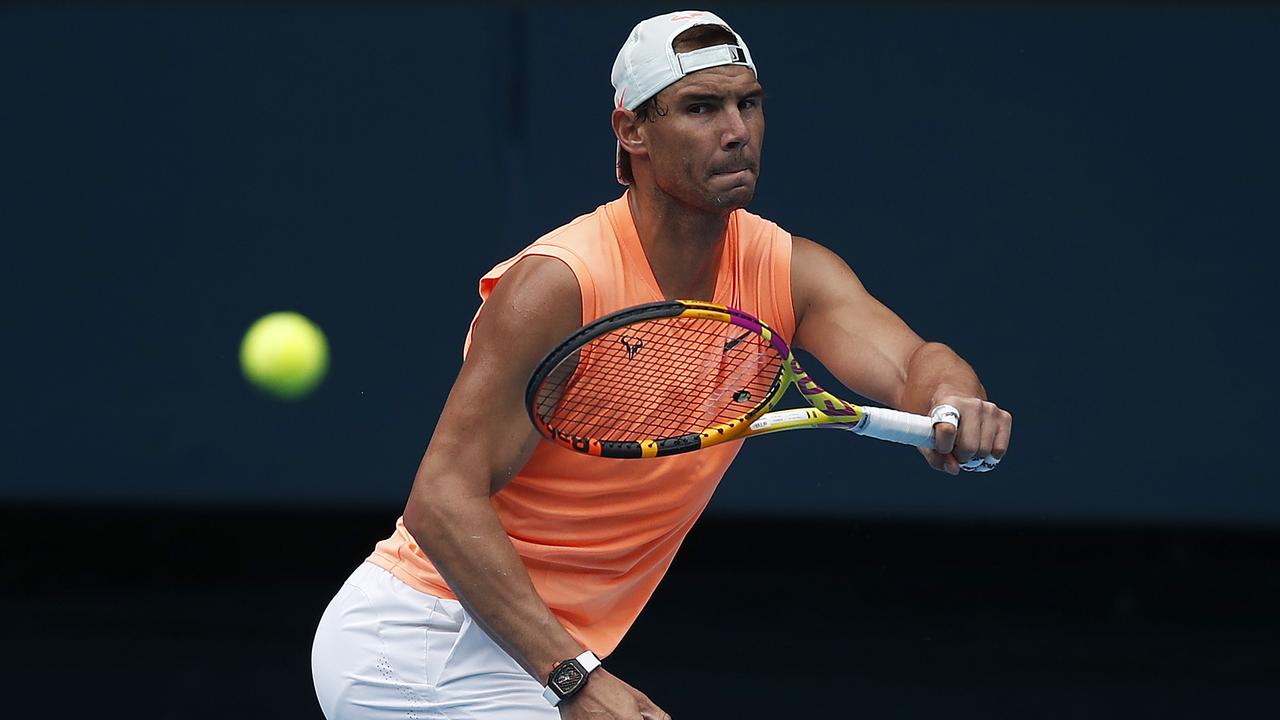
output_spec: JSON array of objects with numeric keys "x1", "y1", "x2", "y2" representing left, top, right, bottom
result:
[
  {"x1": 909, "y1": 340, "x2": 955, "y2": 363},
  {"x1": 896, "y1": 341, "x2": 959, "y2": 409},
  {"x1": 901, "y1": 341, "x2": 984, "y2": 407},
  {"x1": 904, "y1": 341, "x2": 962, "y2": 381},
  {"x1": 401, "y1": 475, "x2": 489, "y2": 553},
  {"x1": 401, "y1": 497, "x2": 435, "y2": 549},
  {"x1": 402, "y1": 474, "x2": 451, "y2": 550}
]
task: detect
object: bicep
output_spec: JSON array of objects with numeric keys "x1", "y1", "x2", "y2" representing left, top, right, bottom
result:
[
  {"x1": 407, "y1": 256, "x2": 582, "y2": 512},
  {"x1": 791, "y1": 237, "x2": 924, "y2": 408}
]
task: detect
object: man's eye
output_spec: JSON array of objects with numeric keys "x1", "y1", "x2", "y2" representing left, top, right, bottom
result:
[{"x1": 688, "y1": 104, "x2": 710, "y2": 114}]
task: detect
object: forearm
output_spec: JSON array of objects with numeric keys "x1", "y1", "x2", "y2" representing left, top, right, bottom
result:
[
  {"x1": 897, "y1": 341, "x2": 986, "y2": 413},
  {"x1": 405, "y1": 487, "x2": 582, "y2": 682}
]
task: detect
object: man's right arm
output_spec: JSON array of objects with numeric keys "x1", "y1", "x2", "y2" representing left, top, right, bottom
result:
[
  {"x1": 403, "y1": 255, "x2": 582, "y2": 680},
  {"x1": 401, "y1": 256, "x2": 669, "y2": 719}
]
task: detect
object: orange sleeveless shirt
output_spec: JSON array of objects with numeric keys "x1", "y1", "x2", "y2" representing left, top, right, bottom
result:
[{"x1": 369, "y1": 192, "x2": 794, "y2": 656}]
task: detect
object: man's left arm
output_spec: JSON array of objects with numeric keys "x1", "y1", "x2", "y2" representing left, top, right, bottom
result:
[{"x1": 790, "y1": 236, "x2": 1012, "y2": 475}]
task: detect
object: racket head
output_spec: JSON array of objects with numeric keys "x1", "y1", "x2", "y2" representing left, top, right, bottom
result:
[{"x1": 525, "y1": 300, "x2": 792, "y2": 458}]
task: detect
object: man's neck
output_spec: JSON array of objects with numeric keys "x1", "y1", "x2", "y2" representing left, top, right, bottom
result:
[{"x1": 626, "y1": 186, "x2": 731, "y2": 301}]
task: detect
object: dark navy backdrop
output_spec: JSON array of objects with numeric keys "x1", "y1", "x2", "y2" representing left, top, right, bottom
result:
[{"x1": 4, "y1": 3, "x2": 1277, "y2": 523}]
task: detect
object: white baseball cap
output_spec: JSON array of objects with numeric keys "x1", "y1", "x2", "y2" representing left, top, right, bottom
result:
[{"x1": 611, "y1": 10, "x2": 757, "y2": 184}]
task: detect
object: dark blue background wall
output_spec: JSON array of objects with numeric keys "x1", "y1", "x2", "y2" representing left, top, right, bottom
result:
[{"x1": 4, "y1": 2, "x2": 1278, "y2": 523}]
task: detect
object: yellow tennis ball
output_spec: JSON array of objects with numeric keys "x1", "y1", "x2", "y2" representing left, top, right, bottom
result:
[{"x1": 239, "y1": 311, "x2": 329, "y2": 400}]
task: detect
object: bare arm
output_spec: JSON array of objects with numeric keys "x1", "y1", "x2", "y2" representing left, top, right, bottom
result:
[
  {"x1": 402, "y1": 256, "x2": 669, "y2": 719},
  {"x1": 790, "y1": 236, "x2": 1012, "y2": 474},
  {"x1": 403, "y1": 255, "x2": 582, "y2": 679}
]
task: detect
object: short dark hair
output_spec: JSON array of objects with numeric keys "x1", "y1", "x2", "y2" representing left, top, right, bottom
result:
[{"x1": 617, "y1": 24, "x2": 739, "y2": 184}]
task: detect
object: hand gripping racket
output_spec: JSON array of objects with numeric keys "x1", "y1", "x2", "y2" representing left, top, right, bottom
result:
[{"x1": 525, "y1": 300, "x2": 939, "y2": 458}]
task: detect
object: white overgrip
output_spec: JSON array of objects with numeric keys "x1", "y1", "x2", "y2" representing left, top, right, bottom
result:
[{"x1": 852, "y1": 407, "x2": 937, "y2": 449}]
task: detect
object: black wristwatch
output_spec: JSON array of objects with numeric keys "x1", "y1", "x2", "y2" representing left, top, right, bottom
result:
[{"x1": 542, "y1": 650, "x2": 602, "y2": 706}]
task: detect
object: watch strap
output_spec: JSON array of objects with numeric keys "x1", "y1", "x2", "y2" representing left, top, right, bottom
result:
[{"x1": 576, "y1": 650, "x2": 602, "y2": 674}]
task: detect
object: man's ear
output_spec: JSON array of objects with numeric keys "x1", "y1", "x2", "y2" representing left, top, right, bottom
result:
[{"x1": 612, "y1": 107, "x2": 648, "y2": 160}]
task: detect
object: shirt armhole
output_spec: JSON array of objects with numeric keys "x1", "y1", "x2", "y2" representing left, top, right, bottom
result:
[
  {"x1": 463, "y1": 246, "x2": 596, "y2": 359},
  {"x1": 772, "y1": 227, "x2": 796, "y2": 344}
]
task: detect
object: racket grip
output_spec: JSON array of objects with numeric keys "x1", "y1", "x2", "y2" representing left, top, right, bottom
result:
[{"x1": 853, "y1": 407, "x2": 937, "y2": 449}]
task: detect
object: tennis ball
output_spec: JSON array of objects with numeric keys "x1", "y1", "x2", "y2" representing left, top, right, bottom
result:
[{"x1": 239, "y1": 311, "x2": 329, "y2": 400}]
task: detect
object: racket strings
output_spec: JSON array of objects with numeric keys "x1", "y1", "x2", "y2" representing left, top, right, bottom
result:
[
  {"x1": 560, "y1": 319, "x2": 742, "y2": 433},
  {"x1": 536, "y1": 316, "x2": 783, "y2": 441},
  {"x1": 552, "y1": 351, "x2": 757, "y2": 439}
]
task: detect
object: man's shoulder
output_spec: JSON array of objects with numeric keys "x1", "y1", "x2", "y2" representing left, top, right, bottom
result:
[{"x1": 532, "y1": 195, "x2": 625, "y2": 250}]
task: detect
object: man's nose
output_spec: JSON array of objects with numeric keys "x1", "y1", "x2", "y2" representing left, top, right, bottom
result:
[{"x1": 721, "y1": 107, "x2": 750, "y2": 151}]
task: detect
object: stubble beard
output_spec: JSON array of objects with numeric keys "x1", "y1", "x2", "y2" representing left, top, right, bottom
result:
[
  {"x1": 709, "y1": 183, "x2": 755, "y2": 211},
  {"x1": 656, "y1": 159, "x2": 757, "y2": 215}
]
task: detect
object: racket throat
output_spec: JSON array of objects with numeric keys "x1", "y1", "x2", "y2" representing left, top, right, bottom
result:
[{"x1": 747, "y1": 408, "x2": 864, "y2": 436}]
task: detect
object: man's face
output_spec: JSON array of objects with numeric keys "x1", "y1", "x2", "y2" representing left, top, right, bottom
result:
[{"x1": 641, "y1": 65, "x2": 765, "y2": 213}]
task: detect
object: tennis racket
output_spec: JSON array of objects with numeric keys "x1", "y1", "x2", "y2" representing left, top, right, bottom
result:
[{"x1": 525, "y1": 299, "x2": 939, "y2": 458}]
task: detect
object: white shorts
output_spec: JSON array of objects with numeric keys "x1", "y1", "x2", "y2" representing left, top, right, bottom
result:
[{"x1": 311, "y1": 562, "x2": 558, "y2": 720}]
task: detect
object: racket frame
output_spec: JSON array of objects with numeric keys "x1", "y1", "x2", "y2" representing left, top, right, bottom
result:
[{"x1": 526, "y1": 300, "x2": 867, "y2": 458}]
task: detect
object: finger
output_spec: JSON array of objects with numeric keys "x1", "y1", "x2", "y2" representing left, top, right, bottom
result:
[
  {"x1": 943, "y1": 453, "x2": 960, "y2": 475},
  {"x1": 953, "y1": 410, "x2": 983, "y2": 463},
  {"x1": 975, "y1": 406, "x2": 996, "y2": 461},
  {"x1": 918, "y1": 447, "x2": 948, "y2": 473},
  {"x1": 992, "y1": 409, "x2": 1012, "y2": 460},
  {"x1": 925, "y1": 448, "x2": 960, "y2": 475},
  {"x1": 932, "y1": 420, "x2": 957, "y2": 456},
  {"x1": 929, "y1": 404, "x2": 959, "y2": 454}
]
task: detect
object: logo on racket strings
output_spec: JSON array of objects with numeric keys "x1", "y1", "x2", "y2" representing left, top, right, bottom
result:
[{"x1": 620, "y1": 336, "x2": 644, "y2": 359}]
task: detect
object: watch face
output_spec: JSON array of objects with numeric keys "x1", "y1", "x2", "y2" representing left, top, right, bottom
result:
[{"x1": 550, "y1": 659, "x2": 587, "y2": 698}]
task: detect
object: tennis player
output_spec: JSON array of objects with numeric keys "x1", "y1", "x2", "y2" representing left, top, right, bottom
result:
[{"x1": 313, "y1": 10, "x2": 1012, "y2": 719}]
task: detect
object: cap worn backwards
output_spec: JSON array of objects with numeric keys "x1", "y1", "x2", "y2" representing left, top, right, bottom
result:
[{"x1": 611, "y1": 10, "x2": 757, "y2": 184}]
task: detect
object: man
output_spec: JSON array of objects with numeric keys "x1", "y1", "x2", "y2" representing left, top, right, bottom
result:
[{"x1": 312, "y1": 10, "x2": 1011, "y2": 720}]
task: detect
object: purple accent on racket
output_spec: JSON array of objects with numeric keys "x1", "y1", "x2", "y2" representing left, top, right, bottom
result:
[{"x1": 729, "y1": 314, "x2": 763, "y2": 335}]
